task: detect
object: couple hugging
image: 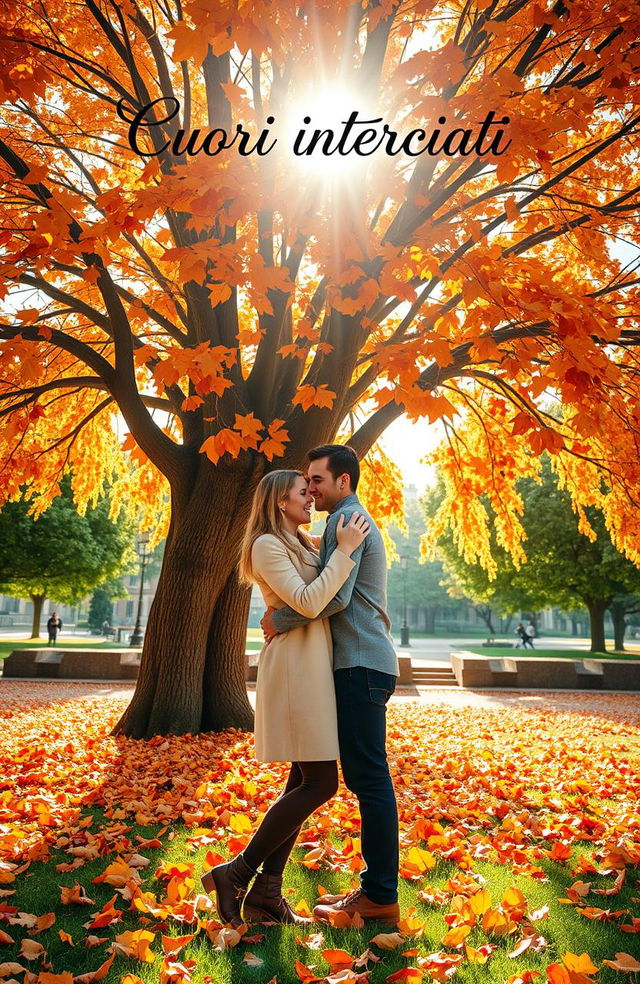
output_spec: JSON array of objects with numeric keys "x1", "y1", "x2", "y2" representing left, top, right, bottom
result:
[{"x1": 202, "y1": 444, "x2": 401, "y2": 929}]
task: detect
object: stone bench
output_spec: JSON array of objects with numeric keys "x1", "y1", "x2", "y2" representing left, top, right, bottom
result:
[
  {"x1": 451, "y1": 651, "x2": 639, "y2": 690},
  {"x1": 3, "y1": 649, "x2": 419, "y2": 685},
  {"x1": 3, "y1": 648, "x2": 260, "y2": 682},
  {"x1": 2, "y1": 648, "x2": 141, "y2": 680}
]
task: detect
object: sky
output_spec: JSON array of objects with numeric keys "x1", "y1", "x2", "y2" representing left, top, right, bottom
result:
[{"x1": 379, "y1": 415, "x2": 444, "y2": 491}]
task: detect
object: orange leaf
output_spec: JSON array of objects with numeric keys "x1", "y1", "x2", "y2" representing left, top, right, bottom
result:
[
  {"x1": 112, "y1": 930, "x2": 156, "y2": 963},
  {"x1": 258, "y1": 419, "x2": 289, "y2": 461},
  {"x1": 181, "y1": 395, "x2": 204, "y2": 412},
  {"x1": 562, "y1": 953, "x2": 599, "y2": 975},
  {"x1": 74, "y1": 950, "x2": 116, "y2": 983},
  {"x1": 295, "y1": 960, "x2": 323, "y2": 983},
  {"x1": 441, "y1": 924, "x2": 471, "y2": 947},
  {"x1": 161, "y1": 935, "x2": 195, "y2": 958},
  {"x1": 292, "y1": 384, "x2": 337, "y2": 412},
  {"x1": 322, "y1": 949, "x2": 354, "y2": 969}
]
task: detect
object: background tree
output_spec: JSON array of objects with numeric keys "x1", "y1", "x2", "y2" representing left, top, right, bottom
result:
[
  {"x1": 608, "y1": 595, "x2": 640, "y2": 651},
  {"x1": 422, "y1": 482, "x2": 548, "y2": 638},
  {"x1": 0, "y1": 476, "x2": 137, "y2": 638},
  {"x1": 88, "y1": 576, "x2": 127, "y2": 633},
  {"x1": 387, "y1": 494, "x2": 467, "y2": 634},
  {"x1": 425, "y1": 460, "x2": 640, "y2": 652},
  {"x1": 89, "y1": 538, "x2": 164, "y2": 632},
  {"x1": 0, "y1": 0, "x2": 639, "y2": 735}
]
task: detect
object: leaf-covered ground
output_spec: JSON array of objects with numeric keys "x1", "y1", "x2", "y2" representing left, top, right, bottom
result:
[{"x1": 1, "y1": 683, "x2": 639, "y2": 984}]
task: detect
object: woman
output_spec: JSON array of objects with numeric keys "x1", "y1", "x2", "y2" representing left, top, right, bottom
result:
[{"x1": 201, "y1": 469, "x2": 369, "y2": 927}]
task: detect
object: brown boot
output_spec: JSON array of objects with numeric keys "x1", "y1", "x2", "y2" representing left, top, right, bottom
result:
[
  {"x1": 243, "y1": 871, "x2": 312, "y2": 925},
  {"x1": 313, "y1": 888, "x2": 400, "y2": 925},
  {"x1": 201, "y1": 853, "x2": 256, "y2": 928}
]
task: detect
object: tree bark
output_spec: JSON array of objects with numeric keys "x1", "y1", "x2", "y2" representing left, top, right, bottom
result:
[
  {"x1": 608, "y1": 600, "x2": 627, "y2": 652},
  {"x1": 585, "y1": 597, "x2": 608, "y2": 653},
  {"x1": 202, "y1": 566, "x2": 254, "y2": 732},
  {"x1": 112, "y1": 460, "x2": 260, "y2": 738},
  {"x1": 30, "y1": 593, "x2": 45, "y2": 639}
]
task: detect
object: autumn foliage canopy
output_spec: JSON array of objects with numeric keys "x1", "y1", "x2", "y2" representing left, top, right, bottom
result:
[{"x1": 0, "y1": 0, "x2": 639, "y2": 734}]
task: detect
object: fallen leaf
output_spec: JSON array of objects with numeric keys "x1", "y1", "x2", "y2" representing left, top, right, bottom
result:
[
  {"x1": 371, "y1": 932, "x2": 406, "y2": 950},
  {"x1": 602, "y1": 953, "x2": 640, "y2": 972}
]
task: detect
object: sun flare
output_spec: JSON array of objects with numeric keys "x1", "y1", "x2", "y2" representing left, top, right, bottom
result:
[{"x1": 283, "y1": 82, "x2": 380, "y2": 180}]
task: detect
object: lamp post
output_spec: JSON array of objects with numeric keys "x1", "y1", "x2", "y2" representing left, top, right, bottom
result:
[
  {"x1": 129, "y1": 532, "x2": 150, "y2": 648},
  {"x1": 400, "y1": 553, "x2": 411, "y2": 647}
]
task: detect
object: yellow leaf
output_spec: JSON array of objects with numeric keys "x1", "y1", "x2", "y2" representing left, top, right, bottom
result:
[{"x1": 562, "y1": 953, "x2": 599, "y2": 975}]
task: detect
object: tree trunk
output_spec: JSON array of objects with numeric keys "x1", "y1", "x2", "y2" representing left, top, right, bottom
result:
[
  {"x1": 585, "y1": 597, "x2": 608, "y2": 653},
  {"x1": 570, "y1": 615, "x2": 579, "y2": 637},
  {"x1": 500, "y1": 615, "x2": 513, "y2": 634},
  {"x1": 30, "y1": 593, "x2": 45, "y2": 639},
  {"x1": 475, "y1": 605, "x2": 495, "y2": 638},
  {"x1": 609, "y1": 601, "x2": 626, "y2": 652},
  {"x1": 423, "y1": 607, "x2": 436, "y2": 633},
  {"x1": 202, "y1": 566, "x2": 254, "y2": 732},
  {"x1": 112, "y1": 461, "x2": 259, "y2": 738}
]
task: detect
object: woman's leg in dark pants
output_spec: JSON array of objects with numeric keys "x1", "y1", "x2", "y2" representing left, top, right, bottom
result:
[
  {"x1": 243, "y1": 761, "x2": 338, "y2": 874},
  {"x1": 259, "y1": 763, "x2": 304, "y2": 876}
]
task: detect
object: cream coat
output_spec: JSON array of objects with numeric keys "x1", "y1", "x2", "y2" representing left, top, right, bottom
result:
[{"x1": 251, "y1": 531, "x2": 355, "y2": 762}]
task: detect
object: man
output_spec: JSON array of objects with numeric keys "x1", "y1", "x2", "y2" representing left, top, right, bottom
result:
[
  {"x1": 47, "y1": 611, "x2": 62, "y2": 647},
  {"x1": 261, "y1": 444, "x2": 400, "y2": 924}
]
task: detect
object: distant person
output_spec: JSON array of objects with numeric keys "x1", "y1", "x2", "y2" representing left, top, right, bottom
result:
[
  {"x1": 47, "y1": 612, "x2": 62, "y2": 646},
  {"x1": 525, "y1": 621, "x2": 536, "y2": 648},
  {"x1": 514, "y1": 622, "x2": 527, "y2": 648},
  {"x1": 101, "y1": 619, "x2": 112, "y2": 637}
]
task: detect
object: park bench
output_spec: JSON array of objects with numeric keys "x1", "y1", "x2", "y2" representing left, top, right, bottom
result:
[
  {"x1": 451, "y1": 652, "x2": 639, "y2": 690},
  {"x1": 2, "y1": 648, "x2": 140, "y2": 680}
]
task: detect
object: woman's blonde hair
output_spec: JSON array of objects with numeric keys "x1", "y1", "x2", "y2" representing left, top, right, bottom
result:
[{"x1": 239, "y1": 470, "x2": 311, "y2": 584}]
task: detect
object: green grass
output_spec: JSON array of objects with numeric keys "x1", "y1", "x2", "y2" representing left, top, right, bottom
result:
[
  {"x1": 4, "y1": 807, "x2": 639, "y2": 984},
  {"x1": 0, "y1": 637, "x2": 128, "y2": 661},
  {"x1": 468, "y1": 647, "x2": 640, "y2": 660}
]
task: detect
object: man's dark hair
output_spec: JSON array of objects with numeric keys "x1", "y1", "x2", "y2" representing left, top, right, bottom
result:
[{"x1": 308, "y1": 444, "x2": 360, "y2": 492}]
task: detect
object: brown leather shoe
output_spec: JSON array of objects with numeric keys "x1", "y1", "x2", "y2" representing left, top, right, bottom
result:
[
  {"x1": 313, "y1": 888, "x2": 400, "y2": 925},
  {"x1": 243, "y1": 872, "x2": 311, "y2": 925},
  {"x1": 201, "y1": 853, "x2": 256, "y2": 928}
]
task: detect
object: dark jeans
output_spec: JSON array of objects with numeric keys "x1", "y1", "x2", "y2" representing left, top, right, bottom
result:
[{"x1": 334, "y1": 666, "x2": 398, "y2": 904}]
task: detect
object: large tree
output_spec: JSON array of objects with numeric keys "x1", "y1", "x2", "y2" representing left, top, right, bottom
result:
[
  {"x1": 0, "y1": 0, "x2": 639, "y2": 735},
  {"x1": 0, "y1": 475, "x2": 137, "y2": 637}
]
